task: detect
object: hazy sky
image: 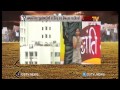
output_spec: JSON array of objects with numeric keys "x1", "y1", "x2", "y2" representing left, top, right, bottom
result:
[{"x1": 2, "y1": 11, "x2": 118, "y2": 29}]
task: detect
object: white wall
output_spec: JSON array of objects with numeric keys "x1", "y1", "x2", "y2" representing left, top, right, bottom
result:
[
  {"x1": 20, "y1": 46, "x2": 52, "y2": 64},
  {"x1": 27, "y1": 21, "x2": 60, "y2": 44}
]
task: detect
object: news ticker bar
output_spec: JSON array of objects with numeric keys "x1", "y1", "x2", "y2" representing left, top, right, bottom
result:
[{"x1": 20, "y1": 15, "x2": 99, "y2": 22}]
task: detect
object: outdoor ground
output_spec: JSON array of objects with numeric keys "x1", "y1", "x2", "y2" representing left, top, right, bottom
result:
[{"x1": 2, "y1": 42, "x2": 118, "y2": 79}]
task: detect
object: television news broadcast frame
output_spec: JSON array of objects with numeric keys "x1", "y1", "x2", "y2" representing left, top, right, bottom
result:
[
  {"x1": 2, "y1": 11, "x2": 118, "y2": 79},
  {"x1": 20, "y1": 14, "x2": 101, "y2": 65}
]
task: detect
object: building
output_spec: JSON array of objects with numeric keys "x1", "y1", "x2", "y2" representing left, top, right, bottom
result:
[{"x1": 20, "y1": 21, "x2": 61, "y2": 64}]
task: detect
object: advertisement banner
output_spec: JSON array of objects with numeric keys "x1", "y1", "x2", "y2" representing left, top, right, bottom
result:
[{"x1": 81, "y1": 21, "x2": 101, "y2": 64}]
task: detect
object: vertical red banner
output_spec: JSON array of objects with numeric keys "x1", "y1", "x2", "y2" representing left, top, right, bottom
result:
[{"x1": 81, "y1": 21, "x2": 101, "y2": 64}]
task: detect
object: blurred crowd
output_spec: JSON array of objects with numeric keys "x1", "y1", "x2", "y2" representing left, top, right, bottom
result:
[
  {"x1": 101, "y1": 23, "x2": 118, "y2": 42},
  {"x1": 2, "y1": 25, "x2": 20, "y2": 42}
]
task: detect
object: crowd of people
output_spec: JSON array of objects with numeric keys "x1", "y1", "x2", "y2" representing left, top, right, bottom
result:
[
  {"x1": 2, "y1": 26, "x2": 20, "y2": 42},
  {"x1": 101, "y1": 24, "x2": 118, "y2": 42}
]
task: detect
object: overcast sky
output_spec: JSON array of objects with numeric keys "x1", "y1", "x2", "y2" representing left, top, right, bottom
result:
[{"x1": 2, "y1": 11, "x2": 118, "y2": 29}]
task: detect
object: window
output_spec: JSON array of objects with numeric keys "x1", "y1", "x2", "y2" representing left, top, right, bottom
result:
[
  {"x1": 35, "y1": 52, "x2": 37, "y2": 59},
  {"x1": 49, "y1": 27, "x2": 51, "y2": 30},
  {"x1": 29, "y1": 61, "x2": 33, "y2": 64},
  {"x1": 56, "y1": 43, "x2": 59, "y2": 47},
  {"x1": 49, "y1": 35, "x2": 51, "y2": 38},
  {"x1": 45, "y1": 34, "x2": 47, "y2": 38},
  {"x1": 35, "y1": 42, "x2": 37, "y2": 45},
  {"x1": 55, "y1": 52, "x2": 60, "y2": 57},
  {"x1": 25, "y1": 61, "x2": 28, "y2": 64},
  {"x1": 35, "y1": 61, "x2": 37, "y2": 64},
  {"x1": 30, "y1": 52, "x2": 33, "y2": 56},
  {"x1": 29, "y1": 52, "x2": 33, "y2": 59},
  {"x1": 25, "y1": 52, "x2": 28, "y2": 59},
  {"x1": 53, "y1": 41, "x2": 56, "y2": 44},
  {"x1": 42, "y1": 35, "x2": 43, "y2": 38},
  {"x1": 41, "y1": 27, "x2": 43, "y2": 30},
  {"x1": 55, "y1": 52, "x2": 57, "y2": 57},
  {"x1": 38, "y1": 41, "x2": 40, "y2": 45},
  {"x1": 46, "y1": 26, "x2": 47, "y2": 30},
  {"x1": 55, "y1": 62, "x2": 60, "y2": 64}
]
